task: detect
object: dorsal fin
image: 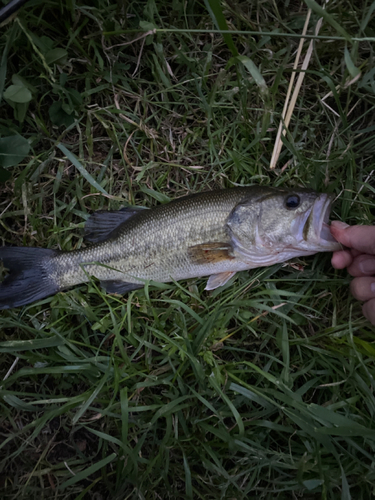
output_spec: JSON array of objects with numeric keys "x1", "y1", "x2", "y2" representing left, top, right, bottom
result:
[{"x1": 84, "y1": 206, "x2": 147, "y2": 243}]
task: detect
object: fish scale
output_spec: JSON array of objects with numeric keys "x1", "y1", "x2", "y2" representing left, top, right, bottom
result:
[
  {"x1": 52, "y1": 188, "x2": 254, "y2": 288},
  {"x1": 0, "y1": 186, "x2": 340, "y2": 309}
]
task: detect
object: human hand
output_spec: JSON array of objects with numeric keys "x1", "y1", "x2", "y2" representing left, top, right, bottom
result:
[{"x1": 331, "y1": 221, "x2": 375, "y2": 325}]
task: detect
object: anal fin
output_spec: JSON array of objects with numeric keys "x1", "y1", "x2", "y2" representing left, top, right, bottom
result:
[
  {"x1": 205, "y1": 271, "x2": 236, "y2": 291},
  {"x1": 188, "y1": 242, "x2": 233, "y2": 265},
  {"x1": 100, "y1": 280, "x2": 143, "y2": 295}
]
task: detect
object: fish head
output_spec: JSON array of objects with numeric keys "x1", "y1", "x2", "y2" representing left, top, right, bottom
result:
[{"x1": 227, "y1": 188, "x2": 341, "y2": 263}]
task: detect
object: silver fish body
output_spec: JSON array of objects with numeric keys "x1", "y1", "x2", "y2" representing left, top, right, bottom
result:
[{"x1": 0, "y1": 187, "x2": 340, "y2": 309}]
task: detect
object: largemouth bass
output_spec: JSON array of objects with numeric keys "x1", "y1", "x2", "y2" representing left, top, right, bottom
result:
[{"x1": 0, "y1": 186, "x2": 340, "y2": 309}]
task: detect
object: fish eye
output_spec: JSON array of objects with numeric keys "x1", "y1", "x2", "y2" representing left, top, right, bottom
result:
[{"x1": 285, "y1": 194, "x2": 300, "y2": 209}]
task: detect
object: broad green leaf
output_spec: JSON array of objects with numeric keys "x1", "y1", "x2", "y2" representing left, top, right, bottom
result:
[
  {"x1": 0, "y1": 166, "x2": 11, "y2": 182},
  {"x1": 139, "y1": 20, "x2": 156, "y2": 31},
  {"x1": 12, "y1": 74, "x2": 37, "y2": 94},
  {"x1": 3, "y1": 84, "x2": 32, "y2": 103},
  {"x1": 303, "y1": 479, "x2": 324, "y2": 490},
  {"x1": 14, "y1": 101, "x2": 29, "y2": 123},
  {"x1": 45, "y1": 48, "x2": 68, "y2": 65},
  {"x1": 0, "y1": 135, "x2": 30, "y2": 168},
  {"x1": 29, "y1": 33, "x2": 54, "y2": 53},
  {"x1": 67, "y1": 87, "x2": 83, "y2": 105},
  {"x1": 49, "y1": 101, "x2": 74, "y2": 127},
  {"x1": 62, "y1": 100, "x2": 74, "y2": 115}
]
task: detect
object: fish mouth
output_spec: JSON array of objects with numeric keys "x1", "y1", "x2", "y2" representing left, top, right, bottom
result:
[{"x1": 303, "y1": 194, "x2": 341, "y2": 250}]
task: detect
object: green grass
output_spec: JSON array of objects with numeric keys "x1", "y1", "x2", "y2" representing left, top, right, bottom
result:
[{"x1": 1, "y1": 0, "x2": 375, "y2": 498}]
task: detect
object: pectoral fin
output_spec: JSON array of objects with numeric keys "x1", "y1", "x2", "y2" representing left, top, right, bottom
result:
[
  {"x1": 188, "y1": 242, "x2": 233, "y2": 265},
  {"x1": 85, "y1": 206, "x2": 148, "y2": 243},
  {"x1": 205, "y1": 271, "x2": 237, "y2": 290}
]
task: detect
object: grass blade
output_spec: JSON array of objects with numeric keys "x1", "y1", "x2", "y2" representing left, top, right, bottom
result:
[
  {"x1": 304, "y1": 0, "x2": 352, "y2": 42},
  {"x1": 60, "y1": 452, "x2": 117, "y2": 489},
  {"x1": 57, "y1": 143, "x2": 109, "y2": 196},
  {"x1": 236, "y1": 55, "x2": 268, "y2": 98},
  {"x1": 203, "y1": 0, "x2": 238, "y2": 56}
]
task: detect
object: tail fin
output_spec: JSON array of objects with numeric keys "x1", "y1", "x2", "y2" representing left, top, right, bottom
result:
[{"x1": 0, "y1": 247, "x2": 60, "y2": 309}]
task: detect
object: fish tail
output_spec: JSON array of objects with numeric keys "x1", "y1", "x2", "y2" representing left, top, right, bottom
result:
[{"x1": 0, "y1": 246, "x2": 60, "y2": 309}]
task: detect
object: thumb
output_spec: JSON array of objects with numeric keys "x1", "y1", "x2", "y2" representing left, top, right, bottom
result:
[{"x1": 330, "y1": 221, "x2": 375, "y2": 254}]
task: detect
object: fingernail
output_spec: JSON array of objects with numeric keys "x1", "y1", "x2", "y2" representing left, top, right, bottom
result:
[
  {"x1": 331, "y1": 221, "x2": 350, "y2": 229},
  {"x1": 359, "y1": 259, "x2": 375, "y2": 274}
]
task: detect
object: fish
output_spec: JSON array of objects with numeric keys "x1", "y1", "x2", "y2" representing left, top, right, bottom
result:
[{"x1": 0, "y1": 186, "x2": 340, "y2": 310}]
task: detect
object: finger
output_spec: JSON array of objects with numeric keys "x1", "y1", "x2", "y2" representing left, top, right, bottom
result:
[
  {"x1": 363, "y1": 299, "x2": 375, "y2": 326},
  {"x1": 331, "y1": 250, "x2": 353, "y2": 269},
  {"x1": 347, "y1": 254, "x2": 375, "y2": 277},
  {"x1": 330, "y1": 222, "x2": 375, "y2": 254},
  {"x1": 350, "y1": 277, "x2": 375, "y2": 301}
]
